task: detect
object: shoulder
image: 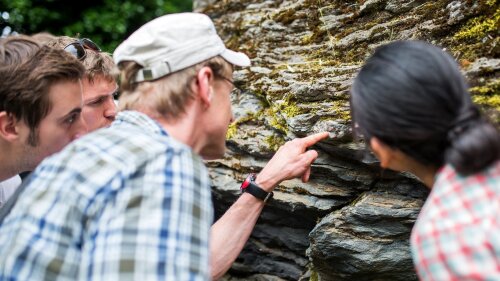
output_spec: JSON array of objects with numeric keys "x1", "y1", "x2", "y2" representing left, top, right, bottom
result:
[
  {"x1": 19, "y1": 116, "x2": 206, "y2": 207},
  {"x1": 44, "y1": 115, "x2": 201, "y2": 177},
  {"x1": 0, "y1": 175, "x2": 21, "y2": 206},
  {"x1": 411, "y1": 161, "x2": 500, "y2": 279},
  {"x1": 435, "y1": 161, "x2": 500, "y2": 190},
  {"x1": 413, "y1": 161, "x2": 500, "y2": 245}
]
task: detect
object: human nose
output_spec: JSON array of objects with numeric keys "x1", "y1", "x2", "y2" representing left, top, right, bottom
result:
[{"x1": 104, "y1": 96, "x2": 117, "y2": 119}]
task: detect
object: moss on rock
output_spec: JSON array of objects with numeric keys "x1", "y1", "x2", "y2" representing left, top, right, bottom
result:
[{"x1": 470, "y1": 79, "x2": 500, "y2": 111}]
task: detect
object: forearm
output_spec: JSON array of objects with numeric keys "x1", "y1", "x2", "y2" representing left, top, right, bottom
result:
[
  {"x1": 210, "y1": 192, "x2": 265, "y2": 280},
  {"x1": 209, "y1": 132, "x2": 327, "y2": 280}
]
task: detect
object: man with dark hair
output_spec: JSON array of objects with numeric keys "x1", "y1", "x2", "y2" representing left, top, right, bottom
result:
[
  {"x1": 0, "y1": 35, "x2": 41, "y2": 207},
  {"x1": 48, "y1": 36, "x2": 117, "y2": 132},
  {"x1": 0, "y1": 45, "x2": 87, "y2": 207},
  {"x1": 0, "y1": 13, "x2": 327, "y2": 280}
]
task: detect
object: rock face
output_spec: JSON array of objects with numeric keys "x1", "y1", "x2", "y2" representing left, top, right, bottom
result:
[{"x1": 194, "y1": 0, "x2": 499, "y2": 280}]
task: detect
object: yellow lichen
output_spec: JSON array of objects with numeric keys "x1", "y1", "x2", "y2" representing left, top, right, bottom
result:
[
  {"x1": 226, "y1": 113, "x2": 258, "y2": 140},
  {"x1": 470, "y1": 79, "x2": 500, "y2": 111},
  {"x1": 266, "y1": 107, "x2": 290, "y2": 134},
  {"x1": 487, "y1": 0, "x2": 497, "y2": 7},
  {"x1": 454, "y1": 8, "x2": 500, "y2": 41},
  {"x1": 226, "y1": 122, "x2": 238, "y2": 139},
  {"x1": 472, "y1": 95, "x2": 500, "y2": 109},
  {"x1": 447, "y1": 1, "x2": 499, "y2": 60},
  {"x1": 273, "y1": 8, "x2": 297, "y2": 24},
  {"x1": 275, "y1": 97, "x2": 305, "y2": 118},
  {"x1": 331, "y1": 100, "x2": 351, "y2": 121},
  {"x1": 265, "y1": 134, "x2": 286, "y2": 151},
  {"x1": 470, "y1": 81, "x2": 500, "y2": 95},
  {"x1": 301, "y1": 33, "x2": 314, "y2": 45},
  {"x1": 310, "y1": 270, "x2": 319, "y2": 281}
]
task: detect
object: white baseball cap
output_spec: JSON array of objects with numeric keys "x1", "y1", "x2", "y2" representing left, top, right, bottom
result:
[{"x1": 113, "y1": 12, "x2": 251, "y2": 82}]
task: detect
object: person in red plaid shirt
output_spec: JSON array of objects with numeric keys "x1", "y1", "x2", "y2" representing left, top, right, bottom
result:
[{"x1": 350, "y1": 40, "x2": 500, "y2": 280}]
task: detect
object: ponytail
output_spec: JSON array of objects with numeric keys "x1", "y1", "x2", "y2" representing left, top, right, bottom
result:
[{"x1": 445, "y1": 114, "x2": 500, "y2": 175}]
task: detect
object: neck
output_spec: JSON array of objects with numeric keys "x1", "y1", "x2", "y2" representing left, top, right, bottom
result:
[
  {"x1": 0, "y1": 170, "x2": 16, "y2": 182},
  {"x1": 0, "y1": 144, "x2": 20, "y2": 181},
  {"x1": 407, "y1": 162, "x2": 438, "y2": 188},
  {"x1": 153, "y1": 106, "x2": 204, "y2": 155}
]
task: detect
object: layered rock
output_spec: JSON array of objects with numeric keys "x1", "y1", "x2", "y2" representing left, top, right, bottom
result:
[{"x1": 194, "y1": 0, "x2": 499, "y2": 280}]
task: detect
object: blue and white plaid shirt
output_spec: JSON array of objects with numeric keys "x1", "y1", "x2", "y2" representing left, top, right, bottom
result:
[{"x1": 0, "y1": 111, "x2": 213, "y2": 281}]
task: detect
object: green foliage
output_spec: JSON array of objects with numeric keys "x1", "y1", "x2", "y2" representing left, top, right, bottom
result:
[{"x1": 0, "y1": 0, "x2": 193, "y2": 52}]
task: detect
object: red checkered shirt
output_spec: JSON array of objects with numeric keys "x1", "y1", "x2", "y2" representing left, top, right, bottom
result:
[{"x1": 411, "y1": 161, "x2": 500, "y2": 281}]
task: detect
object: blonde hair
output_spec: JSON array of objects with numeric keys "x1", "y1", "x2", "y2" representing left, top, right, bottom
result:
[
  {"x1": 47, "y1": 36, "x2": 115, "y2": 83},
  {"x1": 31, "y1": 32, "x2": 57, "y2": 45},
  {"x1": 117, "y1": 56, "x2": 231, "y2": 120}
]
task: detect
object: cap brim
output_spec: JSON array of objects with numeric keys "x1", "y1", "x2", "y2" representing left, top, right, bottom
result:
[{"x1": 221, "y1": 49, "x2": 251, "y2": 67}]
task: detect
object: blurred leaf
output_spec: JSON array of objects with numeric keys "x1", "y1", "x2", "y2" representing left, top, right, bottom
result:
[{"x1": 0, "y1": 0, "x2": 193, "y2": 52}]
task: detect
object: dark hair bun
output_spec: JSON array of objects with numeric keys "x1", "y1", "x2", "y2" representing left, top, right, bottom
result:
[{"x1": 445, "y1": 119, "x2": 500, "y2": 175}]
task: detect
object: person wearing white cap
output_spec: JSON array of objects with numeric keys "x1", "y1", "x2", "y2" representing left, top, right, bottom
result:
[{"x1": 0, "y1": 13, "x2": 327, "y2": 280}]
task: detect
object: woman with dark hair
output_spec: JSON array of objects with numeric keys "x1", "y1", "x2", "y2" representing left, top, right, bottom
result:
[{"x1": 350, "y1": 40, "x2": 500, "y2": 280}]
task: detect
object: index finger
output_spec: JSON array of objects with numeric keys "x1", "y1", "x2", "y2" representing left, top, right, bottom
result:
[{"x1": 300, "y1": 132, "x2": 329, "y2": 148}]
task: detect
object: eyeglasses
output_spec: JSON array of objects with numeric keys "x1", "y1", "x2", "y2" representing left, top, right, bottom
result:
[
  {"x1": 63, "y1": 38, "x2": 101, "y2": 60},
  {"x1": 219, "y1": 76, "x2": 247, "y2": 99}
]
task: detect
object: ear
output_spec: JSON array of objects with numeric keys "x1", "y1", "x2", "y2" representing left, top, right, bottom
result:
[
  {"x1": 195, "y1": 66, "x2": 214, "y2": 108},
  {"x1": 0, "y1": 111, "x2": 20, "y2": 142},
  {"x1": 370, "y1": 137, "x2": 395, "y2": 169}
]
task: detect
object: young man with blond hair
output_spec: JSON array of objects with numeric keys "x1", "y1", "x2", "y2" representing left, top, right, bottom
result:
[
  {"x1": 48, "y1": 36, "x2": 118, "y2": 132},
  {"x1": 0, "y1": 13, "x2": 327, "y2": 280}
]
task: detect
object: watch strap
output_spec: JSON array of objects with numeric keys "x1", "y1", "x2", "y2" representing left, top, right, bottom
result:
[{"x1": 241, "y1": 174, "x2": 273, "y2": 202}]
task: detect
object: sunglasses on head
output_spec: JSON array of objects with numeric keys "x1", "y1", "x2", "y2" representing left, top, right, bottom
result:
[{"x1": 63, "y1": 38, "x2": 101, "y2": 60}]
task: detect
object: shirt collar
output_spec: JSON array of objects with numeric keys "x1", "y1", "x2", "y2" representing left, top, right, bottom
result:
[{"x1": 112, "y1": 110, "x2": 169, "y2": 137}]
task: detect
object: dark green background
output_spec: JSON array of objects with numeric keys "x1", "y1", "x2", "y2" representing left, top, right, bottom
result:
[{"x1": 0, "y1": 0, "x2": 193, "y2": 52}]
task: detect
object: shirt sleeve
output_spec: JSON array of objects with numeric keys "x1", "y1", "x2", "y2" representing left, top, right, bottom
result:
[{"x1": 79, "y1": 149, "x2": 213, "y2": 281}]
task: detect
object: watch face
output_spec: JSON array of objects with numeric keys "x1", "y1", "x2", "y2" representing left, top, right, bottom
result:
[{"x1": 241, "y1": 177, "x2": 251, "y2": 191}]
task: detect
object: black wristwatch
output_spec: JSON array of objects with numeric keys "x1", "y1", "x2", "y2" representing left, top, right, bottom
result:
[{"x1": 240, "y1": 173, "x2": 273, "y2": 203}]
